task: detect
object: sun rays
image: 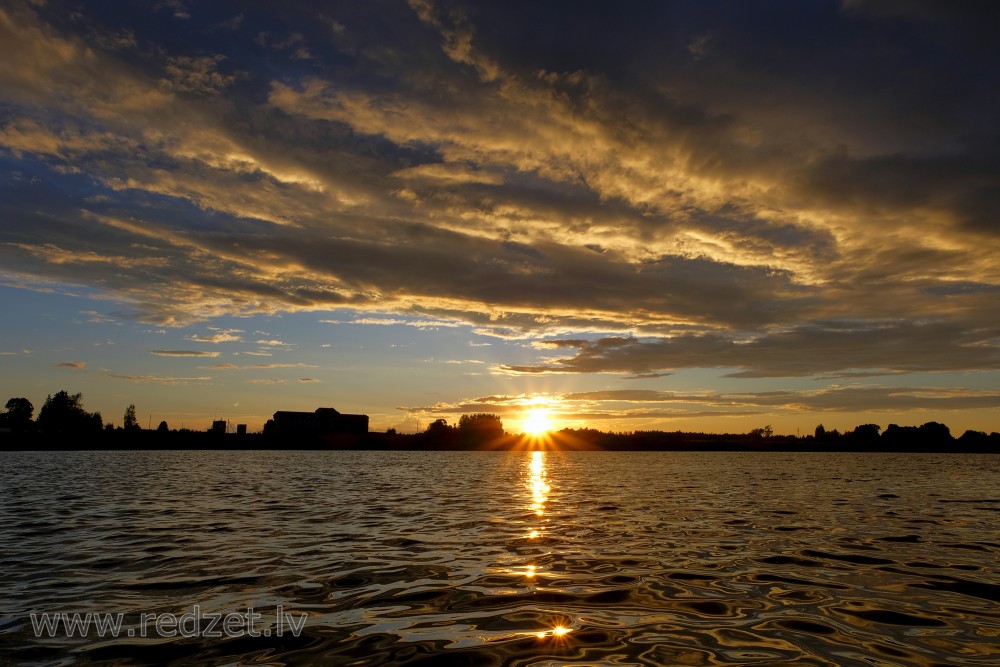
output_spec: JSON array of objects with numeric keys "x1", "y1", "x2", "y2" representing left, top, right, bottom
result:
[{"x1": 522, "y1": 408, "x2": 552, "y2": 437}]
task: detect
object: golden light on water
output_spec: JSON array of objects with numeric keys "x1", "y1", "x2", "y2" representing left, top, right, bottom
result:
[
  {"x1": 509, "y1": 452, "x2": 579, "y2": 648},
  {"x1": 529, "y1": 451, "x2": 550, "y2": 517},
  {"x1": 535, "y1": 624, "x2": 573, "y2": 641},
  {"x1": 523, "y1": 452, "x2": 549, "y2": 573}
]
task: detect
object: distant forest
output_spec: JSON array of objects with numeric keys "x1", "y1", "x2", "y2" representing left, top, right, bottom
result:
[{"x1": 2, "y1": 393, "x2": 999, "y2": 452}]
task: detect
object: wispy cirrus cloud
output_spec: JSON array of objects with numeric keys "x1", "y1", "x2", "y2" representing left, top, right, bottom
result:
[
  {"x1": 150, "y1": 350, "x2": 220, "y2": 358},
  {"x1": 201, "y1": 362, "x2": 316, "y2": 370},
  {"x1": 188, "y1": 331, "x2": 242, "y2": 343},
  {"x1": 106, "y1": 373, "x2": 212, "y2": 384},
  {"x1": 323, "y1": 317, "x2": 462, "y2": 329}
]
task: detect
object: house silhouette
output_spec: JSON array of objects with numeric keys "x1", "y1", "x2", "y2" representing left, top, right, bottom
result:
[{"x1": 271, "y1": 407, "x2": 368, "y2": 435}]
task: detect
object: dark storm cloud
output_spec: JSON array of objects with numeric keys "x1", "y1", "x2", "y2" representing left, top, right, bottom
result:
[
  {"x1": 1, "y1": 1, "x2": 998, "y2": 381},
  {"x1": 793, "y1": 151, "x2": 1000, "y2": 235},
  {"x1": 500, "y1": 321, "x2": 1000, "y2": 377}
]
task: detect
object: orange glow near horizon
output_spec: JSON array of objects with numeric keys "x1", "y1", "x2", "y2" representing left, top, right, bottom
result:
[{"x1": 522, "y1": 408, "x2": 552, "y2": 436}]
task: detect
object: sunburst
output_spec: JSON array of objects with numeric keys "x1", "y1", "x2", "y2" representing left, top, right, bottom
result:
[{"x1": 522, "y1": 408, "x2": 552, "y2": 436}]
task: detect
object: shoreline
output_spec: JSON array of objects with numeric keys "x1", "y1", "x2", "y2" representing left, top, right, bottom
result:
[{"x1": 3, "y1": 430, "x2": 998, "y2": 453}]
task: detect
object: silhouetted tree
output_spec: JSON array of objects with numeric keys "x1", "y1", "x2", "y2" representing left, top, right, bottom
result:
[
  {"x1": 881, "y1": 423, "x2": 910, "y2": 447},
  {"x1": 847, "y1": 423, "x2": 881, "y2": 445},
  {"x1": 421, "y1": 418, "x2": 458, "y2": 449},
  {"x1": 157, "y1": 420, "x2": 169, "y2": 432},
  {"x1": 919, "y1": 421, "x2": 952, "y2": 443},
  {"x1": 426, "y1": 418, "x2": 452, "y2": 435},
  {"x1": 37, "y1": 390, "x2": 103, "y2": 434},
  {"x1": 814, "y1": 424, "x2": 826, "y2": 440},
  {"x1": 123, "y1": 404, "x2": 140, "y2": 431},
  {"x1": 882, "y1": 422, "x2": 953, "y2": 449},
  {"x1": 458, "y1": 413, "x2": 504, "y2": 437},
  {"x1": 749, "y1": 425, "x2": 773, "y2": 439},
  {"x1": 958, "y1": 429, "x2": 990, "y2": 448},
  {"x1": 4, "y1": 397, "x2": 34, "y2": 431}
]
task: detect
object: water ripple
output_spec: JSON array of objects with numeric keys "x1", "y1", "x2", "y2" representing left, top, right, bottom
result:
[{"x1": 1, "y1": 451, "x2": 997, "y2": 666}]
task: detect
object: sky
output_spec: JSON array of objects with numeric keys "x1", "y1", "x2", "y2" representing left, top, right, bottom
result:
[{"x1": 1, "y1": 0, "x2": 999, "y2": 435}]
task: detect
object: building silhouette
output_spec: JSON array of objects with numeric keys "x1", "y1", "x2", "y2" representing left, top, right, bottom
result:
[{"x1": 271, "y1": 407, "x2": 368, "y2": 436}]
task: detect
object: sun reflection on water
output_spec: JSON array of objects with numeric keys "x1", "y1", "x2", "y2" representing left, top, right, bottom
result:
[
  {"x1": 534, "y1": 622, "x2": 574, "y2": 642},
  {"x1": 521, "y1": 451, "x2": 550, "y2": 584},
  {"x1": 515, "y1": 451, "x2": 577, "y2": 647},
  {"x1": 535, "y1": 626, "x2": 570, "y2": 639},
  {"x1": 528, "y1": 450, "x2": 550, "y2": 521}
]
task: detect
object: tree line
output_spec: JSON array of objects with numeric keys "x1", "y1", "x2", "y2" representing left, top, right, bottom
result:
[
  {"x1": 3, "y1": 394, "x2": 999, "y2": 452},
  {"x1": 1, "y1": 391, "x2": 167, "y2": 435},
  {"x1": 548, "y1": 421, "x2": 999, "y2": 452}
]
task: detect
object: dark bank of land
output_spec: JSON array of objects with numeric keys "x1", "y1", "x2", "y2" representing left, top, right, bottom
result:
[
  {"x1": 2, "y1": 392, "x2": 999, "y2": 452},
  {"x1": 3, "y1": 423, "x2": 999, "y2": 453}
]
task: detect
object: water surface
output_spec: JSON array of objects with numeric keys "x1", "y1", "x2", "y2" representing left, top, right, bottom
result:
[{"x1": 1, "y1": 451, "x2": 998, "y2": 665}]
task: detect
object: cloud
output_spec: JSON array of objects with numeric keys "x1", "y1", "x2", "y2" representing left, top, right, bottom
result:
[
  {"x1": 188, "y1": 332, "x2": 242, "y2": 343},
  {"x1": 200, "y1": 362, "x2": 315, "y2": 370},
  {"x1": 150, "y1": 350, "x2": 220, "y2": 357},
  {"x1": 392, "y1": 163, "x2": 504, "y2": 186},
  {"x1": 499, "y1": 320, "x2": 1000, "y2": 378},
  {"x1": 561, "y1": 385, "x2": 1000, "y2": 415},
  {"x1": 405, "y1": 384, "x2": 1000, "y2": 424},
  {"x1": 248, "y1": 362, "x2": 315, "y2": 369},
  {"x1": 106, "y1": 373, "x2": 212, "y2": 383},
  {"x1": 326, "y1": 317, "x2": 462, "y2": 329},
  {"x1": 13, "y1": 243, "x2": 167, "y2": 270},
  {"x1": 55, "y1": 361, "x2": 86, "y2": 370},
  {"x1": 0, "y1": 2, "x2": 997, "y2": 391},
  {"x1": 299, "y1": 377, "x2": 320, "y2": 382},
  {"x1": 161, "y1": 55, "x2": 239, "y2": 95}
]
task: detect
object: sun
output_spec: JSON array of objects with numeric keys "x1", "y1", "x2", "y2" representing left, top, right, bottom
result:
[{"x1": 523, "y1": 409, "x2": 552, "y2": 436}]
